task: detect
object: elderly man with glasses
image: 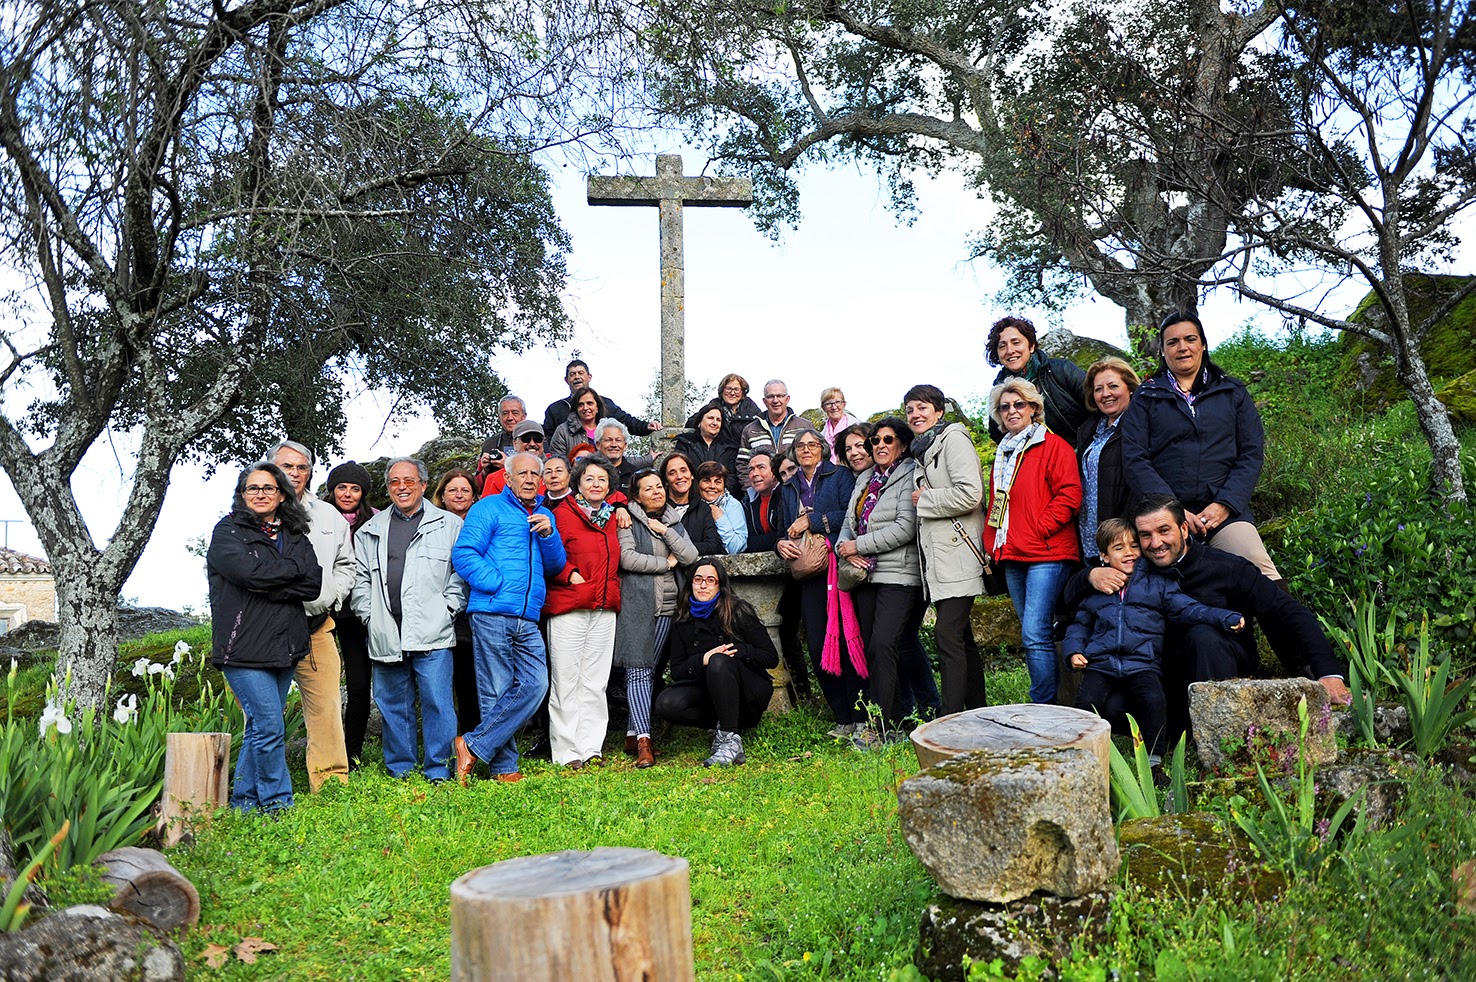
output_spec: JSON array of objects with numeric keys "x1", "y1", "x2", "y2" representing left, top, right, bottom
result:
[{"x1": 734, "y1": 379, "x2": 817, "y2": 491}]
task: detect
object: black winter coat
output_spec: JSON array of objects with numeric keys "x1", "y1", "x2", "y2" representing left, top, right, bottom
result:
[
  {"x1": 674, "y1": 429, "x2": 742, "y2": 495},
  {"x1": 668, "y1": 606, "x2": 778, "y2": 689},
  {"x1": 1118, "y1": 366, "x2": 1265, "y2": 528},
  {"x1": 1074, "y1": 413, "x2": 1133, "y2": 541},
  {"x1": 1062, "y1": 540, "x2": 1345, "y2": 680},
  {"x1": 989, "y1": 354, "x2": 1089, "y2": 441},
  {"x1": 687, "y1": 397, "x2": 763, "y2": 446},
  {"x1": 207, "y1": 513, "x2": 323, "y2": 670},
  {"x1": 673, "y1": 499, "x2": 726, "y2": 557}
]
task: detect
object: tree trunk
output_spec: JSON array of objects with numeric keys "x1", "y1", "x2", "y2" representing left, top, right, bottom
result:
[
  {"x1": 1087, "y1": 269, "x2": 1198, "y2": 367},
  {"x1": 1395, "y1": 345, "x2": 1467, "y2": 505},
  {"x1": 158, "y1": 732, "x2": 232, "y2": 848},
  {"x1": 51, "y1": 560, "x2": 123, "y2": 710}
]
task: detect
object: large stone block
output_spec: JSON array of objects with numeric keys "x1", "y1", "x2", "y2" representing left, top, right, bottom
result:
[
  {"x1": 1188, "y1": 678, "x2": 1334, "y2": 773},
  {"x1": 916, "y1": 891, "x2": 1113, "y2": 981},
  {"x1": 898, "y1": 747, "x2": 1118, "y2": 903}
]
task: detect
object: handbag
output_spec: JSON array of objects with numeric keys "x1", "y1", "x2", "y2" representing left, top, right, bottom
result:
[
  {"x1": 837, "y1": 556, "x2": 871, "y2": 591},
  {"x1": 787, "y1": 531, "x2": 829, "y2": 580}
]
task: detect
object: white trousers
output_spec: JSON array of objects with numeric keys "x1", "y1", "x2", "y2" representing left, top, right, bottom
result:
[{"x1": 546, "y1": 609, "x2": 618, "y2": 764}]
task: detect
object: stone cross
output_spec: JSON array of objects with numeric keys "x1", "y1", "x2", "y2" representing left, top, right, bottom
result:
[{"x1": 587, "y1": 154, "x2": 753, "y2": 429}]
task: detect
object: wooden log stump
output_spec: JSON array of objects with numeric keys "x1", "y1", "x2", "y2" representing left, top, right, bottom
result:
[
  {"x1": 157, "y1": 731, "x2": 230, "y2": 847},
  {"x1": 95, "y1": 847, "x2": 201, "y2": 933},
  {"x1": 910, "y1": 705, "x2": 1112, "y2": 778},
  {"x1": 450, "y1": 847, "x2": 693, "y2": 982}
]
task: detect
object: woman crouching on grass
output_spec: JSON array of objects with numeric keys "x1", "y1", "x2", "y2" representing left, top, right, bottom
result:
[{"x1": 653, "y1": 561, "x2": 776, "y2": 767}]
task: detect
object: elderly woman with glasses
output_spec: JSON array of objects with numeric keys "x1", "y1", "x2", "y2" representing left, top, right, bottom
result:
[
  {"x1": 818, "y1": 387, "x2": 861, "y2": 464},
  {"x1": 776, "y1": 430, "x2": 857, "y2": 723},
  {"x1": 688, "y1": 373, "x2": 763, "y2": 444},
  {"x1": 985, "y1": 378, "x2": 1082, "y2": 703},
  {"x1": 208, "y1": 462, "x2": 323, "y2": 813}
]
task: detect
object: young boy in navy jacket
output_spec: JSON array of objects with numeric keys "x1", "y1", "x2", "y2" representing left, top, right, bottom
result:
[{"x1": 1066, "y1": 518, "x2": 1244, "y2": 763}]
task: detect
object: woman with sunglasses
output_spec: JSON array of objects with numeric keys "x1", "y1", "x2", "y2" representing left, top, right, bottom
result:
[
  {"x1": 836, "y1": 418, "x2": 925, "y2": 741},
  {"x1": 548, "y1": 386, "x2": 609, "y2": 461},
  {"x1": 906, "y1": 384, "x2": 989, "y2": 716},
  {"x1": 207, "y1": 462, "x2": 323, "y2": 813},
  {"x1": 985, "y1": 378, "x2": 1082, "y2": 704},
  {"x1": 654, "y1": 561, "x2": 777, "y2": 766},
  {"x1": 614, "y1": 469, "x2": 699, "y2": 768}
]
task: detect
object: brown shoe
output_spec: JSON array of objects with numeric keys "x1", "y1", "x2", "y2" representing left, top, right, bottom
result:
[
  {"x1": 567, "y1": 758, "x2": 584, "y2": 771},
  {"x1": 454, "y1": 736, "x2": 476, "y2": 786},
  {"x1": 635, "y1": 736, "x2": 655, "y2": 769},
  {"x1": 493, "y1": 771, "x2": 524, "y2": 783},
  {"x1": 624, "y1": 734, "x2": 638, "y2": 755}
]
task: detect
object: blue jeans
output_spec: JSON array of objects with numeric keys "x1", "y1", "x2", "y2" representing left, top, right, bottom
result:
[
  {"x1": 373, "y1": 648, "x2": 457, "y2": 781},
  {"x1": 1003, "y1": 560, "x2": 1069, "y2": 704},
  {"x1": 222, "y1": 665, "x2": 295, "y2": 814},
  {"x1": 465, "y1": 613, "x2": 549, "y2": 775}
]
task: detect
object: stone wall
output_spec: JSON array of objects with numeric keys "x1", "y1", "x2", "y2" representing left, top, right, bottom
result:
[{"x1": 0, "y1": 575, "x2": 57, "y2": 629}]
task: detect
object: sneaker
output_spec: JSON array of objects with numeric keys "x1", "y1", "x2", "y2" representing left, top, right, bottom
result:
[
  {"x1": 849, "y1": 727, "x2": 881, "y2": 750},
  {"x1": 704, "y1": 728, "x2": 745, "y2": 767},
  {"x1": 827, "y1": 722, "x2": 859, "y2": 739}
]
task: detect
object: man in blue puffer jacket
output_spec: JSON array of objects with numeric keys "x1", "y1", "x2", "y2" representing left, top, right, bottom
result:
[
  {"x1": 452, "y1": 451, "x2": 567, "y2": 783},
  {"x1": 1065, "y1": 518, "x2": 1244, "y2": 763}
]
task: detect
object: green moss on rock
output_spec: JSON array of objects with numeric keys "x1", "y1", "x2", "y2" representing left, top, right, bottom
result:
[
  {"x1": 1336, "y1": 274, "x2": 1476, "y2": 409},
  {"x1": 1119, "y1": 812, "x2": 1284, "y2": 902}
]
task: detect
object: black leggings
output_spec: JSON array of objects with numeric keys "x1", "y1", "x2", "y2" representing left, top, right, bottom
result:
[
  {"x1": 933, "y1": 595, "x2": 986, "y2": 715},
  {"x1": 1076, "y1": 669, "x2": 1168, "y2": 757},
  {"x1": 653, "y1": 657, "x2": 771, "y2": 732},
  {"x1": 336, "y1": 612, "x2": 372, "y2": 764},
  {"x1": 799, "y1": 575, "x2": 867, "y2": 724}
]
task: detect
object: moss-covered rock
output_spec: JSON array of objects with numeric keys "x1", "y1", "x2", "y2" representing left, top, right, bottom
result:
[
  {"x1": 1336, "y1": 273, "x2": 1476, "y2": 409},
  {"x1": 1118, "y1": 812, "x2": 1283, "y2": 903},
  {"x1": 1437, "y1": 367, "x2": 1476, "y2": 424},
  {"x1": 1038, "y1": 328, "x2": 1132, "y2": 372},
  {"x1": 915, "y1": 890, "x2": 1114, "y2": 980},
  {"x1": 970, "y1": 595, "x2": 1022, "y2": 658}
]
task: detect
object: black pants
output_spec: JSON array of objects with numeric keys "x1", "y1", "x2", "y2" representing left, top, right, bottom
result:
[
  {"x1": 1076, "y1": 669, "x2": 1168, "y2": 757},
  {"x1": 1163, "y1": 623, "x2": 1253, "y2": 740},
  {"x1": 852, "y1": 583, "x2": 925, "y2": 730},
  {"x1": 933, "y1": 595, "x2": 987, "y2": 715},
  {"x1": 797, "y1": 575, "x2": 867, "y2": 724},
  {"x1": 451, "y1": 624, "x2": 480, "y2": 735},
  {"x1": 779, "y1": 580, "x2": 808, "y2": 696},
  {"x1": 897, "y1": 629, "x2": 941, "y2": 721},
  {"x1": 336, "y1": 612, "x2": 372, "y2": 765},
  {"x1": 653, "y1": 658, "x2": 771, "y2": 732}
]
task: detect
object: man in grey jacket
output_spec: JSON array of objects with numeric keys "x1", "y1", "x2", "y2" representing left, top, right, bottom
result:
[
  {"x1": 271, "y1": 439, "x2": 356, "y2": 788},
  {"x1": 350, "y1": 457, "x2": 469, "y2": 781}
]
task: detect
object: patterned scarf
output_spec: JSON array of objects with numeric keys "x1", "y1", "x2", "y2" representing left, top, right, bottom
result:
[
  {"x1": 855, "y1": 463, "x2": 894, "y2": 536},
  {"x1": 909, "y1": 419, "x2": 948, "y2": 460},
  {"x1": 576, "y1": 493, "x2": 614, "y2": 529}
]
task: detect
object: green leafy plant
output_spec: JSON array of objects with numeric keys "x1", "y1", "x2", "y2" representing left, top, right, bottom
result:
[
  {"x1": 1223, "y1": 698, "x2": 1367, "y2": 878},
  {"x1": 1108, "y1": 716, "x2": 1189, "y2": 820},
  {"x1": 1, "y1": 820, "x2": 67, "y2": 932},
  {"x1": 1320, "y1": 596, "x2": 1396, "y2": 748},
  {"x1": 1380, "y1": 614, "x2": 1476, "y2": 756}
]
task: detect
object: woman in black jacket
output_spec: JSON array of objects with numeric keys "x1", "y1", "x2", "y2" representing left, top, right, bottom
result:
[
  {"x1": 675, "y1": 403, "x2": 742, "y2": 495},
  {"x1": 654, "y1": 561, "x2": 776, "y2": 766},
  {"x1": 1074, "y1": 357, "x2": 1140, "y2": 565},
  {"x1": 685, "y1": 373, "x2": 762, "y2": 444},
  {"x1": 208, "y1": 462, "x2": 322, "y2": 814},
  {"x1": 661, "y1": 451, "x2": 726, "y2": 556},
  {"x1": 987, "y1": 315, "x2": 1089, "y2": 441}
]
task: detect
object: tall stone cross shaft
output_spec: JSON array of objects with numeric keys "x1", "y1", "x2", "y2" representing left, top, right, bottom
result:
[{"x1": 587, "y1": 154, "x2": 753, "y2": 427}]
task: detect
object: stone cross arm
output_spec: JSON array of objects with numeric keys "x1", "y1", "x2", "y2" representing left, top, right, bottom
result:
[{"x1": 587, "y1": 155, "x2": 753, "y2": 208}]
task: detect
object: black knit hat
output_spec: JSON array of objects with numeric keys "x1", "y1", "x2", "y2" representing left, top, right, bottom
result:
[{"x1": 325, "y1": 460, "x2": 372, "y2": 494}]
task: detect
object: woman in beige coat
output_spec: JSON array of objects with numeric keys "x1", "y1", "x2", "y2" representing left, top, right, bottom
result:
[{"x1": 904, "y1": 384, "x2": 987, "y2": 714}]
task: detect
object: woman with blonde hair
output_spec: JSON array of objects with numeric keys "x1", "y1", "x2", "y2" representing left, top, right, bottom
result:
[
  {"x1": 985, "y1": 378, "x2": 1082, "y2": 703},
  {"x1": 818, "y1": 387, "x2": 861, "y2": 464}
]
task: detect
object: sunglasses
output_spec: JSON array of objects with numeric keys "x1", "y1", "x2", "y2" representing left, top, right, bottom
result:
[
  {"x1": 1000, "y1": 400, "x2": 1031, "y2": 412},
  {"x1": 868, "y1": 434, "x2": 897, "y2": 447},
  {"x1": 519, "y1": 434, "x2": 544, "y2": 444}
]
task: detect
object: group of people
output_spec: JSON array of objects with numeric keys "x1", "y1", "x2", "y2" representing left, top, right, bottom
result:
[{"x1": 206, "y1": 314, "x2": 1352, "y2": 812}]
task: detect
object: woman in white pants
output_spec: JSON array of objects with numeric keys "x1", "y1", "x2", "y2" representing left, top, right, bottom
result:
[{"x1": 543, "y1": 456, "x2": 623, "y2": 768}]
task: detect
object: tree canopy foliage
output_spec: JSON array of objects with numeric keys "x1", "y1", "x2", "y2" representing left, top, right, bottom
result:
[{"x1": 0, "y1": 0, "x2": 639, "y2": 704}]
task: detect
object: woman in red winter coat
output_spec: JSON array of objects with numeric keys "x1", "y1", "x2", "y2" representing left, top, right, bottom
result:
[
  {"x1": 985, "y1": 378, "x2": 1082, "y2": 704},
  {"x1": 544, "y1": 455, "x2": 623, "y2": 768}
]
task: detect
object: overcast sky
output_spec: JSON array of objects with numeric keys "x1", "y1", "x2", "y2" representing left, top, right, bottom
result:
[{"x1": 0, "y1": 150, "x2": 1372, "y2": 613}]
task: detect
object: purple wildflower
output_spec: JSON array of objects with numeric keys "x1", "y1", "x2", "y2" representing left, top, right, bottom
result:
[{"x1": 1315, "y1": 818, "x2": 1331, "y2": 841}]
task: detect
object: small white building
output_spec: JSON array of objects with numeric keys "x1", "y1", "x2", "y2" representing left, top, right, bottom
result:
[{"x1": 0, "y1": 547, "x2": 56, "y2": 634}]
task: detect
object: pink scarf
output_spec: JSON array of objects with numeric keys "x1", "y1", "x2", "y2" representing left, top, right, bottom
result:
[{"x1": 821, "y1": 551, "x2": 867, "y2": 678}]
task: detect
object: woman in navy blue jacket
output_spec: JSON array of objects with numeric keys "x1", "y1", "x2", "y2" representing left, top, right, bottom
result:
[{"x1": 1119, "y1": 310, "x2": 1280, "y2": 580}]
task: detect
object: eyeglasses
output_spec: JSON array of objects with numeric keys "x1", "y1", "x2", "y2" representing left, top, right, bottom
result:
[
  {"x1": 388, "y1": 477, "x2": 422, "y2": 488},
  {"x1": 822, "y1": 400, "x2": 844, "y2": 409},
  {"x1": 868, "y1": 434, "x2": 897, "y2": 447},
  {"x1": 519, "y1": 435, "x2": 544, "y2": 444},
  {"x1": 1000, "y1": 400, "x2": 1031, "y2": 412},
  {"x1": 795, "y1": 441, "x2": 822, "y2": 451},
  {"x1": 276, "y1": 463, "x2": 310, "y2": 473},
  {"x1": 243, "y1": 485, "x2": 281, "y2": 496},
  {"x1": 721, "y1": 385, "x2": 743, "y2": 394},
  {"x1": 692, "y1": 575, "x2": 720, "y2": 586},
  {"x1": 763, "y1": 393, "x2": 787, "y2": 401}
]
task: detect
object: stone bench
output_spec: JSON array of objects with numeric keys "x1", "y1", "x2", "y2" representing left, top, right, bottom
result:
[{"x1": 898, "y1": 746, "x2": 1119, "y2": 903}]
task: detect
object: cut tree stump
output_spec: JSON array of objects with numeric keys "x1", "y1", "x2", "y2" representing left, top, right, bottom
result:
[
  {"x1": 157, "y1": 731, "x2": 230, "y2": 847},
  {"x1": 910, "y1": 704, "x2": 1112, "y2": 778},
  {"x1": 95, "y1": 847, "x2": 201, "y2": 933},
  {"x1": 450, "y1": 847, "x2": 693, "y2": 982}
]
